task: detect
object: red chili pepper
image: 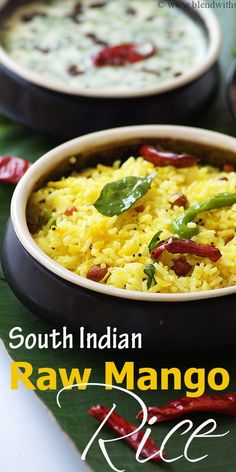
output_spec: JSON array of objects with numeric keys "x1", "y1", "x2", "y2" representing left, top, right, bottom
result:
[
  {"x1": 0, "y1": 156, "x2": 31, "y2": 184},
  {"x1": 223, "y1": 164, "x2": 235, "y2": 173},
  {"x1": 135, "y1": 205, "x2": 145, "y2": 213},
  {"x1": 171, "y1": 194, "x2": 188, "y2": 209},
  {"x1": 65, "y1": 206, "x2": 77, "y2": 216},
  {"x1": 93, "y1": 43, "x2": 156, "y2": 66},
  {"x1": 89, "y1": 405, "x2": 164, "y2": 462},
  {"x1": 151, "y1": 237, "x2": 222, "y2": 262},
  {"x1": 86, "y1": 265, "x2": 108, "y2": 282},
  {"x1": 137, "y1": 393, "x2": 236, "y2": 423},
  {"x1": 172, "y1": 257, "x2": 191, "y2": 276},
  {"x1": 139, "y1": 145, "x2": 200, "y2": 168}
]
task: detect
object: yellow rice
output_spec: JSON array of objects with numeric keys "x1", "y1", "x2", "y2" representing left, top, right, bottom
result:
[{"x1": 27, "y1": 156, "x2": 236, "y2": 293}]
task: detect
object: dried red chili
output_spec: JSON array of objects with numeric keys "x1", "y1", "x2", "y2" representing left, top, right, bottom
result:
[
  {"x1": 223, "y1": 164, "x2": 235, "y2": 173},
  {"x1": 65, "y1": 206, "x2": 77, "y2": 216},
  {"x1": 172, "y1": 257, "x2": 191, "y2": 276},
  {"x1": 93, "y1": 43, "x2": 156, "y2": 66},
  {"x1": 171, "y1": 194, "x2": 188, "y2": 209},
  {"x1": 86, "y1": 265, "x2": 108, "y2": 282},
  {"x1": 151, "y1": 237, "x2": 222, "y2": 262},
  {"x1": 137, "y1": 393, "x2": 236, "y2": 423},
  {"x1": 0, "y1": 156, "x2": 31, "y2": 184},
  {"x1": 135, "y1": 205, "x2": 145, "y2": 213},
  {"x1": 89, "y1": 405, "x2": 164, "y2": 462},
  {"x1": 139, "y1": 145, "x2": 200, "y2": 168}
]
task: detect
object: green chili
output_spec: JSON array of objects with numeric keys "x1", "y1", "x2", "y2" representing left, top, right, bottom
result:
[{"x1": 173, "y1": 192, "x2": 236, "y2": 238}]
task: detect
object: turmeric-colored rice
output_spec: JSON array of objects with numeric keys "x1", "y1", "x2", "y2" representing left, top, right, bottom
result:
[{"x1": 27, "y1": 156, "x2": 236, "y2": 293}]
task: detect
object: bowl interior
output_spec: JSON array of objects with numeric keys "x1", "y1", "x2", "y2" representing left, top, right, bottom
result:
[
  {"x1": 37, "y1": 135, "x2": 236, "y2": 189},
  {"x1": 0, "y1": 0, "x2": 221, "y2": 98},
  {"x1": 11, "y1": 125, "x2": 236, "y2": 302}
]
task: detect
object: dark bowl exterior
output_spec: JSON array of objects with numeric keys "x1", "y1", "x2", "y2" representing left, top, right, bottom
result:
[
  {"x1": 2, "y1": 219, "x2": 236, "y2": 352},
  {"x1": 226, "y1": 61, "x2": 236, "y2": 120},
  {"x1": 0, "y1": 62, "x2": 220, "y2": 138}
]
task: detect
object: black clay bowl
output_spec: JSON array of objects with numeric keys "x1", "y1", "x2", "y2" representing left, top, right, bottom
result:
[
  {"x1": 2, "y1": 125, "x2": 236, "y2": 352},
  {"x1": 0, "y1": 1, "x2": 221, "y2": 137},
  {"x1": 227, "y1": 61, "x2": 236, "y2": 121}
]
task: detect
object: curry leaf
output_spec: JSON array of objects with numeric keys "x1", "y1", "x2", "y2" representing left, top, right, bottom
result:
[
  {"x1": 144, "y1": 264, "x2": 156, "y2": 289},
  {"x1": 49, "y1": 217, "x2": 57, "y2": 228},
  {"x1": 148, "y1": 231, "x2": 162, "y2": 252},
  {"x1": 38, "y1": 208, "x2": 53, "y2": 226},
  {"x1": 94, "y1": 173, "x2": 155, "y2": 216}
]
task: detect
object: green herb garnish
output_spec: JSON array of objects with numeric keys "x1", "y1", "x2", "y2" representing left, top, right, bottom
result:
[
  {"x1": 144, "y1": 264, "x2": 156, "y2": 289},
  {"x1": 94, "y1": 174, "x2": 155, "y2": 217},
  {"x1": 49, "y1": 217, "x2": 57, "y2": 228},
  {"x1": 148, "y1": 231, "x2": 162, "y2": 252},
  {"x1": 37, "y1": 209, "x2": 57, "y2": 228},
  {"x1": 38, "y1": 208, "x2": 52, "y2": 226}
]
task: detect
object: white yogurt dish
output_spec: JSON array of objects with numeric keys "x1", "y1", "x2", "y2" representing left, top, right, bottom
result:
[{"x1": 0, "y1": 0, "x2": 220, "y2": 97}]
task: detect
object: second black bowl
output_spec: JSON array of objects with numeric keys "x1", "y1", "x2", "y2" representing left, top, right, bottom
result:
[{"x1": 0, "y1": 0, "x2": 221, "y2": 137}]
